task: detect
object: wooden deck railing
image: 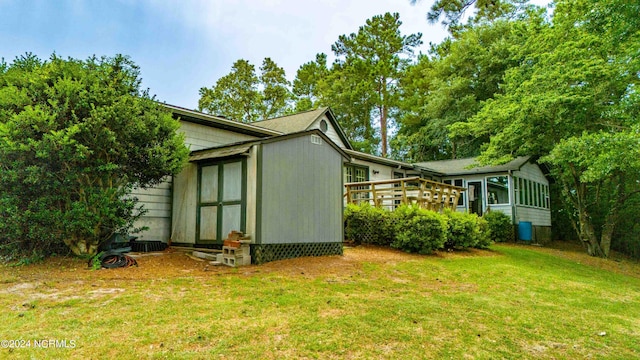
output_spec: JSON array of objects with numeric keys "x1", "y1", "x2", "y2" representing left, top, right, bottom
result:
[{"x1": 344, "y1": 177, "x2": 465, "y2": 212}]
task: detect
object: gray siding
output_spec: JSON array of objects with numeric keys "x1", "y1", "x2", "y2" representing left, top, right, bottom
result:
[{"x1": 259, "y1": 135, "x2": 344, "y2": 244}]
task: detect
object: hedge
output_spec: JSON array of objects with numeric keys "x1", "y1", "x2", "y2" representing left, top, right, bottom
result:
[{"x1": 344, "y1": 203, "x2": 494, "y2": 254}]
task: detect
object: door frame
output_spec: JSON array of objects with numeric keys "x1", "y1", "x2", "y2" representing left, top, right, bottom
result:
[
  {"x1": 196, "y1": 157, "x2": 247, "y2": 244},
  {"x1": 467, "y1": 180, "x2": 484, "y2": 216}
]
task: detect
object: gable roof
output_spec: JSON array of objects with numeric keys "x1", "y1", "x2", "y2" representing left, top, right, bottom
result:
[
  {"x1": 162, "y1": 103, "x2": 281, "y2": 137},
  {"x1": 252, "y1": 107, "x2": 353, "y2": 150},
  {"x1": 252, "y1": 107, "x2": 326, "y2": 133},
  {"x1": 414, "y1": 156, "x2": 531, "y2": 176},
  {"x1": 189, "y1": 129, "x2": 350, "y2": 162}
]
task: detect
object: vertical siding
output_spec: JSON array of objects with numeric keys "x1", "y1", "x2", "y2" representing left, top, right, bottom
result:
[
  {"x1": 260, "y1": 135, "x2": 343, "y2": 244},
  {"x1": 171, "y1": 163, "x2": 198, "y2": 244},
  {"x1": 245, "y1": 146, "x2": 258, "y2": 240},
  {"x1": 135, "y1": 120, "x2": 259, "y2": 243}
]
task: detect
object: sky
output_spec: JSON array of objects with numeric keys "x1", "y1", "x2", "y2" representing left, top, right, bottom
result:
[{"x1": 0, "y1": 0, "x2": 549, "y2": 110}]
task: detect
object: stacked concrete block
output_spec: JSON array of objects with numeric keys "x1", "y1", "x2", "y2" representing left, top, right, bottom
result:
[{"x1": 222, "y1": 231, "x2": 251, "y2": 267}]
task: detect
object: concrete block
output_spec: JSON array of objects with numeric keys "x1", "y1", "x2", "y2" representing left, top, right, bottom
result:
[
  {"x1": 223, "y1": 246, "x2": 250, "y2": 257},
  {"x1": 222, "y1": 255, "x2": 251, "y2": 267}
]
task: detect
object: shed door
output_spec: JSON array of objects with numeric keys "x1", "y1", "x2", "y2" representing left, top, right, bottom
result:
[{"x1": 197, "y1": 159, "x2": 246, "y2": 244}]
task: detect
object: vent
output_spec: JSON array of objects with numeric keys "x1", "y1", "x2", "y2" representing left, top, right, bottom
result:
[{"x1": 310, "y1": 134, "x2": 323, "y2": 145}]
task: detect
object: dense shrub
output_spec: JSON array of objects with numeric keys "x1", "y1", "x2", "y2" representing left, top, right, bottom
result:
[
  {"x1": 344, "y1": 204, "x2": 492, "y2": 254},
  {"x1": 0, "y1": 54, "x2": 188, "y2": 257},
  {"x1": 391, "y1": 205, "x2": 448, "y2": 254},
  {"x1": 443, "y1": 209, "x2": 481, "y2": 250},
  {"x1": 483, "y1": 211, "x2": 514, "y2": 243},
  {"x1": 344, "y1": 203, "x2": 393, "y2": 245},
  {"x1": 474, "y1": 216, "x2": 492, "y2": 249}
]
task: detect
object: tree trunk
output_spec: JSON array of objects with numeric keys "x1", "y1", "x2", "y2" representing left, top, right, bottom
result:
[
  {"x1": 64, "y1": 237, "x2": 99, "y2": 256},
  {"x1": 578, "y1": 208, "x2": 605, "y2": 257},
  {"x1": 380, "y1": 105, "x2": 388, "y2": 158},
  {"x1": 600, "y1": 173, "x2": 630, "y2": 257}
]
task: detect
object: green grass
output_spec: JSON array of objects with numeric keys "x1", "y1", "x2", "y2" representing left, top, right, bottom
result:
[{"x1": 1, "y1": 245, "x2": 639, "y2": 359}]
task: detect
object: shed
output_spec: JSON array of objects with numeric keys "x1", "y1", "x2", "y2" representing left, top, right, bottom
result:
[
  {"x1": 415, "y1": 157, "x2": 552, "y2": 243},
  {"x1": 171, "y1": 129, "x2": 349, "y2": 263}
]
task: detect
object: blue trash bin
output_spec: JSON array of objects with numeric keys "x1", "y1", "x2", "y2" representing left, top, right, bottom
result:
[{"x1": 518, "y1": 221, "x2": 532, "y2": 241}]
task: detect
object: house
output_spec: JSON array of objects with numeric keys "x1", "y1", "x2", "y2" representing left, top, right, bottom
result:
[
  {"x1": 414, "y1": 157, "x2": 552, "y2": 243},
  {"x1": 131, "y1": 104, "x2": 552, "y2": 263}
]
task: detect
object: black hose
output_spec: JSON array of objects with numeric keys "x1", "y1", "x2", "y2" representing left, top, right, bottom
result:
[{"x1": 88, "y1": 251, "x2": 138, "y2": 269}]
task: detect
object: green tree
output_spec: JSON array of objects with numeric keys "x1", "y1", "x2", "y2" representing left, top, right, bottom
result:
[
  {"x1": 259, "y1": 57, "x2": 292, "y2": 119},
  {"x1": 451, "y1": 0, "x2": 640, "y2": 257},
  {"x1": 198, "y1": 59, "x2": 261, "y2": 122},
  {"x1": 395, "y1": 15, "x2": 544, "y2": 161},
  {"x1": 331, "y1": 12, "x2": 422, "y2": 157},
  {"x1": 412, "y1": 0, "x2": 537, "y2": 29},
  {"x1": 0, "y1": 53, "x2": 188, "y2": 256},
  {"x1": 198, "y1": 58, "x2": 291, "y2": 122},
  {"x1": 292, "y1": 53, "x2": 329, "y2": 112}
]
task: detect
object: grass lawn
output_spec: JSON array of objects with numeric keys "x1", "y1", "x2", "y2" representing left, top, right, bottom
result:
[{"x1": 1, "y1": 243, "x2": 639, "y2": 359}]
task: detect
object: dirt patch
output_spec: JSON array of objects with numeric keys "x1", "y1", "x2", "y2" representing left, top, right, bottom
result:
[{"x1": 2, "y1": 242, "x2": 638, "y2": 285}]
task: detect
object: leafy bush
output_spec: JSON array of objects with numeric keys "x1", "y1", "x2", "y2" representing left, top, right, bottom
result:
[
  {"x1": 391, "y1": 205, "x2": 448, "y2": 254},
  {"x1": 344, "y1": 203, "x2": 393, "y2": 245},
  {"x1": 474, "y1": 216, "x2": 492, "y2": 249},
  {"x1": 344, "y1": 204, "x2": 490, "y2": 254},
  {"x1": 0, "y1": 53, "x2": 188, "y2": 257},
  {"x1": 483, "y1": 211, "x2": 514, "y2": 243},
  {"x1": 443, "y1": 209, "x2": 481, "y2": 250}
]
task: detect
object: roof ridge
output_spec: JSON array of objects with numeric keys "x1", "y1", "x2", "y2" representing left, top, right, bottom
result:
[{"x1": 252, "y1": 106, "x2": 327, "y2": 123}]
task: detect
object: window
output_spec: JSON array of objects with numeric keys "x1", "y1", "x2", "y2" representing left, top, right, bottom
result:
[
  {"x1": 344, "y1": 164, "x2": 369, "y2": 200},
  {"x1": 544, "y1": 185, "x2": 550, "y2": 209},
  {"x1": 319, "y1": 119, "x2": 328, "y2": 133},
  {"x1": 515, "y1": 178, "x2": 550, "y2": 209},
  {"x1": 344, "y1": 164, "x2": 368, "y2": 183},
  {"x1": 486, "y1": 176, "x2": 509, "y2": 205}
]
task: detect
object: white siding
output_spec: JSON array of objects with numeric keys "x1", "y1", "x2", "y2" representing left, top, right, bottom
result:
[
  {"x1": 513, "y1": 162, "x2": 551, "y2": 226},
  {"x1": 486, "y1": 204, "x2": 514, "y2": 220},
  {"x1": 515, "y1": 206, "x2": 551, "y2": 226},
  {"x1": 350, "y1": 158, "x2": 405, "y2": 182},
  {"x1": 309, "y1": 117, "x2": 348, "y2": 149}
]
